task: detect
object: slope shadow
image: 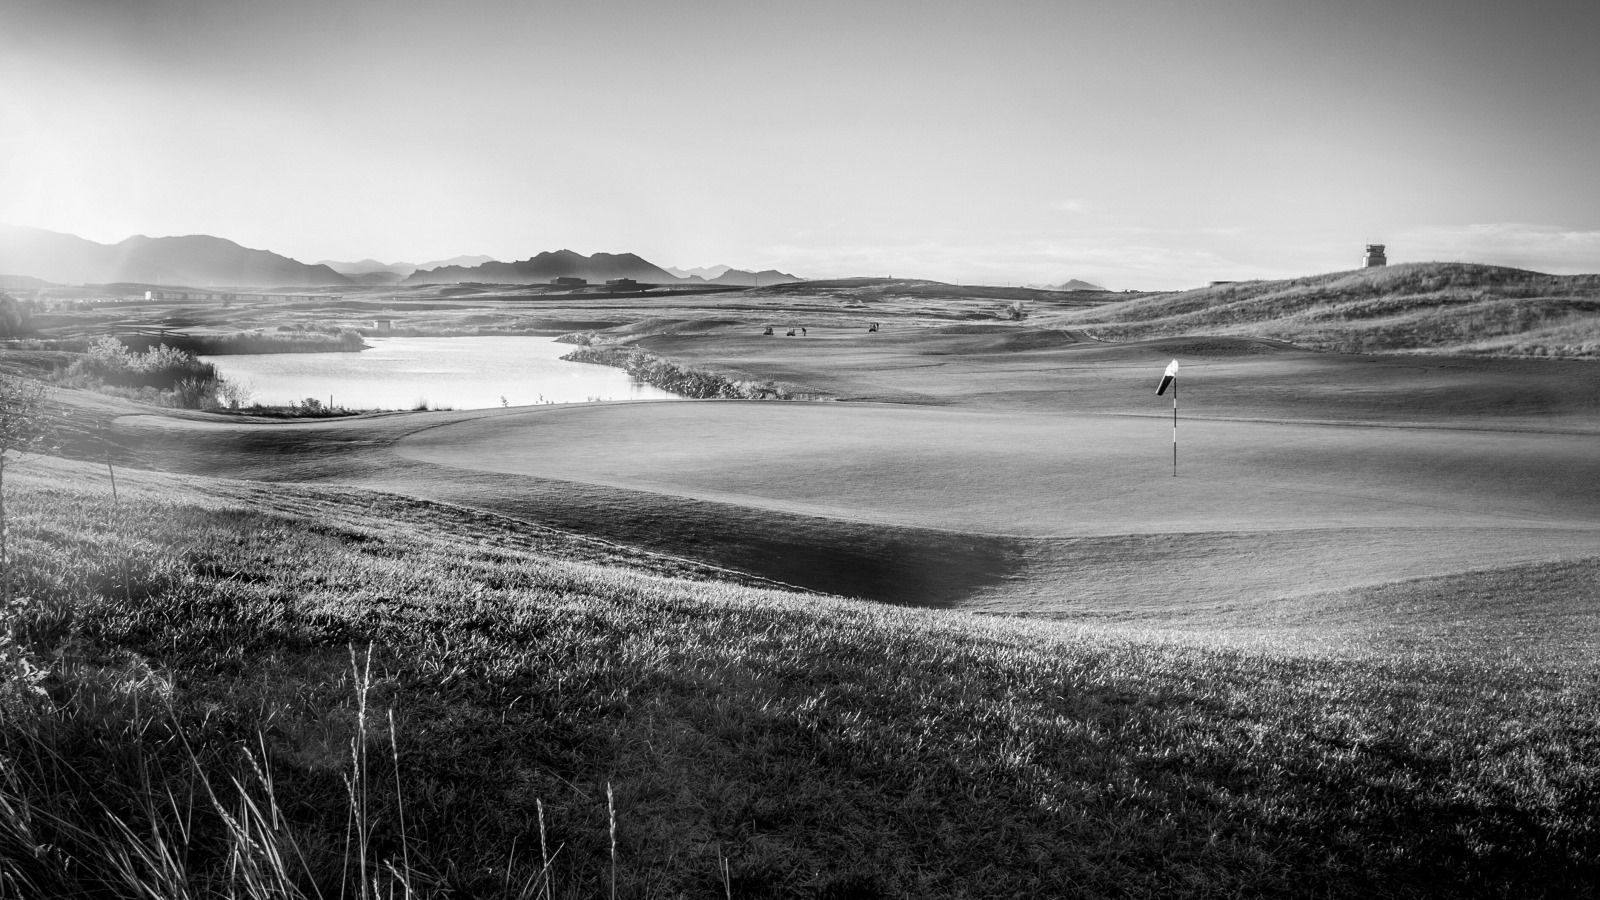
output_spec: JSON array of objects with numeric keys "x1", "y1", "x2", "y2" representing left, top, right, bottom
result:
[
  {"x1": 369, "y1": 464, "x2": 1029, "y2": 608},
  {"x1": 104, "y1": 415, "x2": 1028, "y2": 608}
]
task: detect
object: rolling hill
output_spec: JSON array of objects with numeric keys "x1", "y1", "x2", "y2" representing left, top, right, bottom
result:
[{"x1": 1063, "y1": 262, "x2": 1600, "y2": 357}]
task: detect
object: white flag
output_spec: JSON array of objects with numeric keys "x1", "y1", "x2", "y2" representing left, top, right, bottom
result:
[{"x1": 1156, "y1": 359, "x2": 1179, "y2": 396}]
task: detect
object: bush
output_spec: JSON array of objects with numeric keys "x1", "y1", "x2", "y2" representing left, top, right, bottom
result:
[
  {"x1": 561, "y1": 345, "x2": 798, "y2": 399},
  {"x1": 64, "y1": 337, "x2": 228, "y2": 409},
  {"x1": 188, "y1": 329, "x2": 367, "y2": 355},
  {"x1": 0, "y1": 294, "x2": 33, "y2": 339}
]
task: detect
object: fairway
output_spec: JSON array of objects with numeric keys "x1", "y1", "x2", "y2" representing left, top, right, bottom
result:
[{"x1": 396, "y1": 400, "x2": 1600, "y2": 613}]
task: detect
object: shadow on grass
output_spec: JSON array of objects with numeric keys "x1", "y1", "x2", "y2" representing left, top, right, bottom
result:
[
  {"x1": 101, "y1": 417, "x2": 1029, "y2": 608},
  {"x1": 392, "y1": 468, "x2": 1030, "y2": 608}
]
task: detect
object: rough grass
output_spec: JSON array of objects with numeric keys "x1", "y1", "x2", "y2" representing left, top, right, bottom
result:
[
  {"x1": 2, "y1": 456, "x2": 1597, "y2": 898},
  {"x1": 1149, "y1": 555, "x2": 1600, "y2": 668},
  {"x1": 1067, "y1": 263, "x2": 1600, "y2": 357}
]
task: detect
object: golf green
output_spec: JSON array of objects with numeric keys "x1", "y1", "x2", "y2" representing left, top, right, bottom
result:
[{"x1": 395, "y1": 400, "x2": 1600, "y2": 611}]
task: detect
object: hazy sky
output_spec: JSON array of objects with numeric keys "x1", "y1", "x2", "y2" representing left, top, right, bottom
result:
[{"x1": 4, "y1": 0, "x2": 1598, "y2": 288}]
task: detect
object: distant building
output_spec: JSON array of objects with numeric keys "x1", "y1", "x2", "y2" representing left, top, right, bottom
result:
[
  {"x1": 551, "y1": 276, "x2": 587, "y2": 288},
  {"x1": 605, "y1": 278, "x2": 641, "y2": 291},
  {"x1": 145, "y1": 289, "x2": 307, "y2": 303},
  {"x1": 1364, "y1": 244, "x2": 1387, "y2": 267}
]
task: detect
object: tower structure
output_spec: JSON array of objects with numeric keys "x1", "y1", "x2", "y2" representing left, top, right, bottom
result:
[{"x1": 1364, "y1": 244, "x2": 1387, "y2": 267}]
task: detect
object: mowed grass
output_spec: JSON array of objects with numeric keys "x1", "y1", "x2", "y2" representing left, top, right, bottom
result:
[
  {"x1": 3, "y1": 456, "x2": 1598, "y2": 898},
  {"x1": 391, "y1": 400, "x2": 1600, "y2": 616},
  {"x1": 395, "y1": 401, "x2": 1600, "y2": 533}
]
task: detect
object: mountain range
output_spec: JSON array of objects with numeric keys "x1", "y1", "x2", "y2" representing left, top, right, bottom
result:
[
  {"x1": 318, "y1": 255, "x2": 497, "y2": 282},
  {"x1": 403, "y1": 254, "x2": 801, "y2": 287},
  {"x1": 662, "y1": 264, "x2": 803, "y2": 286},
  {"x1": 665, "y1": 265, "x2": 732, "y2": 280},
  {"x1": 0, "y1": 225, "x2": 801, "y2": 289},
  {"x1": 405, "y1": 250, "x2": 681, "y2": 285},
  {"x1": 0, "y1": 225, "x2": 348, "y2": 288}
]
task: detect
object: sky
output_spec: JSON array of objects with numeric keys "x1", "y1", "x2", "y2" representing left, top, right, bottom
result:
[{"x1": 3, "y1": 0, "x2": 1598, "y2": 290}]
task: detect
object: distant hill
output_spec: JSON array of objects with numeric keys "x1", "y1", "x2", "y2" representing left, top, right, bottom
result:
[
  {"x1": 1063, "y1": 262, "x2": 1600, "y2": 357},
  {"x1": 419, "y1": 254, "x2": 496, "y2": 271},
  {"x1": 665, "y1": 265, "x2": 731, "y2": 280},
  {"x1": 1, "y1": 225, "x2": 807, "y2": 292},
  {"x1": 406, "y1": 249, "x2": 680, "y2": 285},
  {"x1": 342, "y1": 271, "x2": 408, "y2": 286},
  {"x1": 1029, "y1": 279, "x2": 1106, "y2": 291},
  {"x1": 0, "y1": 273, "x2": 50, "y2": 290},
  {"x1": 0, "y1": 226, "x2": 350, "y2": 287},
  {"x1": 321, "y1": 255, "x2": 502, "y2": 284},
  {"x1": 709, "y1": 268, "x2": 801, "y2": 287},
  {"x1": 319, "y1": 258, "x2": 415, "y2": 279},
  {"x1": 656, "y1": 264, "x2": 805, "y2": 285}
]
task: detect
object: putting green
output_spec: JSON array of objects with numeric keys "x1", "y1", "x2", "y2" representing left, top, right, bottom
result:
[
  {"x1": 396, "y1": 400, "x2": 1600, "y2": 610},
  {"x1": 398, "y1": 401, "x2": 1597, "y2": 535}
]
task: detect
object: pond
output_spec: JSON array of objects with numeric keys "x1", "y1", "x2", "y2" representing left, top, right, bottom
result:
[{"x1": 200, "y1": 335, "x2": 682, "y2": 410}]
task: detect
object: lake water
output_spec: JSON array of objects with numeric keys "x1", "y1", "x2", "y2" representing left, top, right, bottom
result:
[{"x1": 201, "y1": 335, "x2": 682, "y2": 410}]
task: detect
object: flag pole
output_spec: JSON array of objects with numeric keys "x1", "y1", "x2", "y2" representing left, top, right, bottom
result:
[{"x1": 1156, "y1": 359, "x2": 1180, "y2": 477}]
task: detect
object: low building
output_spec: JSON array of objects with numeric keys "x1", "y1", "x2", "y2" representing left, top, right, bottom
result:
[
  {"x1": 605, "y1": 278, "x2": 641, "y2": 291},
  {"x1": 1364, "y1": 244, "x2": 1387, "y2": 267},
  {"x1": 144, "y1": 289, "x2": 314, "y2": 303},
  {"x1": 551, "y1": 276, "x2": 587, "y2": 288}
]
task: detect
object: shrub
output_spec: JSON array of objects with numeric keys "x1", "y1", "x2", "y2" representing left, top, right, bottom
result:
[
  {"x1": 190, "y1": 328, "x2": 367, "y2": 355},
  {"x1": 67, "y1": 337, "x2": 216, "y2": 391},
  {"x1": 64, "y1": 337, "x2": 225, "y2": 409},
  {"x1": 217, "y1": 379, "x2": 252, "y2": 410},
  {"x1": 0, "y1": 294, "x2": 33, "y2": 339},
  {"x1": 561, "y1": 345, "x2": 803, "y2": 400}
]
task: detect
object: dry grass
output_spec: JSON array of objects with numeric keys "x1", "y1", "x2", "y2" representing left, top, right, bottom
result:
[
  {"x1": 0, "y1": 455, "x2": 1596, "y2": 897},
  {"x1": 1067, "y1": 263, "x2": 1600, "y2": 357}
]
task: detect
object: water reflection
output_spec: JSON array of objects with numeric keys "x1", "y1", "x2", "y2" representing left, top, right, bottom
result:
[{"x1": 201, "y1": 336, "x2": 681, "y2": 410}]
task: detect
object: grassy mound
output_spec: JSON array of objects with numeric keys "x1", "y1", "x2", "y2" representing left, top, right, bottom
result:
[
  {"x1": 1069, "y1": 263, "x2": 1600, "y2": 357},
  {"x1": 1, "y1": 456, "x2": 1596, "y2": 898},
  {"x1": 755, "y1": 279, "x2": 1118, "y2": 306}
]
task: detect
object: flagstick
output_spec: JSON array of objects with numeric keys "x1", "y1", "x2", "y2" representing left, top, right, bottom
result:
[
  {"x1": 1172, "y1": 375, "x2": 1178, "y2": 477},
  {"x1": 1156, "y1": 359, "x2": 1181, "y2": 476}
]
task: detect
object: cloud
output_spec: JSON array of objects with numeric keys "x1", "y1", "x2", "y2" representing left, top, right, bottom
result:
[{"x1": 1393, "y1": 223, "x2": 1600, "y2": 274}]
